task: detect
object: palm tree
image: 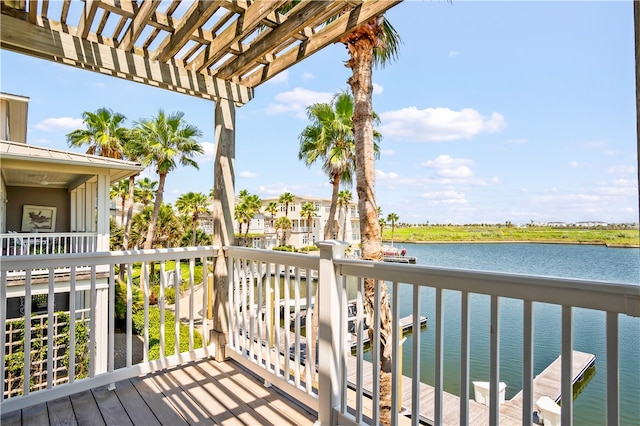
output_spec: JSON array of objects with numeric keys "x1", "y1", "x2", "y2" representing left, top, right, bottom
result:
[
  {"x1": 299, "y1": 92, "x2": 355, "y2": 240},
  {"x1": 274, "y1": 216, "x2": 292, "y2": 247},
  {"x1": 66, "y1": 108, "x2": 129, "y2": 158},
  {"x1": 379, "y1": 217, "x2": 386, "y2": 236},
  {"x1": 110, "y1": 179, "x2": 129, "y2": 228},
  {"x1": 265, "y1": 201, "x2": 278, "y2": 228},
  {"x1": 340, "y1": 16, "x2": 401, "y2": 425},
  {"x1": 387, "y1": 212, "x2": 399, "y2": 247},
  {"x1": 337, "y1": 190, "x2": 353, "y2": 241},
  {"x1": 235, "y1": 192, "x2": 262, "y2": 246},
  {"x1": 234, "y1": 202, "x2": 248, "y2": 245},
  {"x1": 135, "y1": 177, "x2": 158, "y2": 206},
  {"x1": 278, "y1": 192, "x2": 295, "y2": 218},
  {"x1": 300, "y1": 202, "x2": 318, "y2": 248},
  {"x1": 175, "y1": 192, "x2": 211, "y2": 246},
  {"x1": 132, "y1": 110, "x2": 203, "y2": 249}
]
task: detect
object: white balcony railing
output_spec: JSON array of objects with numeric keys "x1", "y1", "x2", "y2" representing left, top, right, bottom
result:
[
  {"x1": 1, "y1": 247, "x2": 217, "y2": 413},
  {"x1": 1, "y1": 232, "x2": 98, "y2": 256},
  {"x1": 2, "y1": 242, "x2": 639, "y2": 425}
]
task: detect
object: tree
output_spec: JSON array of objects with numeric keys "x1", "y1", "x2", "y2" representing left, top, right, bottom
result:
[
  {"x1": 278, "y1": 192, "x2": 295, "y2": 218},
  {"x1": 340, "y1": 15, "x2": 401, "y2": 425},
  {"x1": 175, "y1": 192, "x2": 211, "y2": 246},
  {"x1": 235, "y1": 191, "x2": 262, "y2": 246},
  {"x1": 337, "y1": 189, "x2": 353, "y2": 241},
  {"x1": 299, "y1": 92, "x2": 356, "y2": 240},
  {"x1": 275, "y1": 216, "x2": 292, "y2": 246},
  {"x1": 300, "y1": 202, "x2": 318, "y2": 248},
  {"x1": 66, "y1": 108, "x2": 129, "y2": 159},
  {"x1": 110, "y1": 179, "x2": 129, "y2": 228},
  {"x1": 135, "y1": 177, "x2": 158, "y2": 206},
  {"x1": 387, "y1": 212, "x2": 399, "y2": 246},
  {"x1": 132, "y1": 110, "x2": 203, "y2": 249},
  {"x1": 265, "y1": 201, "x2": 278, "y2": 228}
]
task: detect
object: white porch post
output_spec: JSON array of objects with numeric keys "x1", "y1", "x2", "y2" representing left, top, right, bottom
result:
[
  {"x1": 316, "y1": 240, "x2": 347, "y2": 426},
  {"x1": 95, "y1": 176, "x2": 109, "y2": 251},
  {"x1": 212, "y1": 98, "x2": 235, "y2": 361}
]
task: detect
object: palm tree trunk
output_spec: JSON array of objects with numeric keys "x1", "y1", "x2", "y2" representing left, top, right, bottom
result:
[
  {"x1": 191, "y1": 215, "x2": 198, "y2": 246},
  {"x1": 349, "y1": 31, "x2": 393, "y2": 425},
  {"x1": 325, "y1": 175, "x2": 341, "y2": 239},
  {"x1": 144, "y1": 173, "x2": 166, "y2": 249}
]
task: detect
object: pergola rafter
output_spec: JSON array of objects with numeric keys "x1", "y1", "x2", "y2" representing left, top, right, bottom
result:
[{"x1": 0, "y1": 0, "x2": 401, "y2": 103}]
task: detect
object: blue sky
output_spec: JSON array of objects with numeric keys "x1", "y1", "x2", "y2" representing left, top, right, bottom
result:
[{"x1": 2, "y1": 1, "x2": 638, "y2": 225}]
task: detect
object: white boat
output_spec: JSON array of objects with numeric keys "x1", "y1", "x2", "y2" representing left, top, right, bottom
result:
[{"x1": 382, "y1": 244, "x2": 417, "y2": 264}]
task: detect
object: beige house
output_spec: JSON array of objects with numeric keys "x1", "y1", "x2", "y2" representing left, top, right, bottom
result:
[{"x1": 234, "y1": 195, "x2": 361, "y2": 249}]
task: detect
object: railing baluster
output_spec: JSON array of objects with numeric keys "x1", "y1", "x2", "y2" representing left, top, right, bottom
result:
[
  {"x1": 294, "y1": 266, "x2": 301, "y2": 388},
  {"x1": 460, "y1": 291, "x2": 470, "y2": 425},
  {"x1": 89, "y1": 266, "x2": 97, "y2": 378},
  {"x1": 189, "y1": 258, "x2": 195, "y2": 351},
  {"x1": 561, "y1": 306, "x2": 573, "y2": 425},
  {"x1": 265, "y1": 262, "x2": 272, "y2": 373},
  {"x1": 339, "y1": 273, "x2": 348, "y2": 414},
  {"x1": 606, "y1": 311, "x2": 619, "y2": 425},
  {"x1": 256, "y1": 261, "x2": 264, "y2": 366},
  {"x1": 140, "y1": 263, "x2": 149, "y2": 363},
  {"x1": 46, "y1": 269, "x2": 54, "y2": 389},
  {"x1": 411, "y1": 285, "x2": 420, "y2": 426},
  {"x1": 489, "y1": 295, "x2": 500, "y2": 425},
  {"x1": 356, "y1": 277, "x2": 365, "y2": 423},
  {"x1": 241, "y1": 259, "x2": 249, "y2": 354},
  {"x1": 249, "y1": 260, "x2": 256, "y2": 361},
  {"x1": 284, "y1": 264, "x2": 291, "y2": 381},
  {"x1": 372, "y1": 278, "x2": 381, "y2": 425},
  {"x1": 159, "y1": 261, "x2": 166, "y2": 361},
  {"x1": 24, "y1": 270, "x2": 32, "y2": 395},
  {"x1": 126, "y1": 261, "x2": 133, "y2": 367},
  {"x1": 305, "y1": 265, "x2": 313, "y2": 390},
  {"x1": 174, "y1": 260, "x2": 180, "y2": 356},
  {"x1": 391, "y1": 281, "x2": 400, "y2": 426},
  {"x1": 523, "y1": 300, "x2": 534, "y2": 426},
  {"x1": 274, "y1": 263, "x2": 281, "y2": 377},
  {"x1": 435, "y1": 287, "x2": 444, "y2": 424}
]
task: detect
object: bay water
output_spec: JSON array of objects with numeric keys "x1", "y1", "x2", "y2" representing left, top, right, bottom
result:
[{"x1": 386, "y1": 243, "x2": 640, "y2": 425}]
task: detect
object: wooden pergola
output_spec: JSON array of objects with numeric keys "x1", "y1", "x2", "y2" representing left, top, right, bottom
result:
[{"x1": 0, "y1": 0, "x2": 402, "y2": 358}]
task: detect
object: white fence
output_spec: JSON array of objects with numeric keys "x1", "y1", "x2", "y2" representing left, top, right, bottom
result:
[
  {"x1": 1, "y1": 247, "x2": 217, "y2": 414},
  {"x1": 1, "y1": 232, "x2": 98, "y2": 256}
]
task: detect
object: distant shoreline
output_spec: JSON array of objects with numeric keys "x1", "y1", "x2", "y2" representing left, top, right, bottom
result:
[{"x1": 387, "y1": 240, "x2": 640, "y2": 248}]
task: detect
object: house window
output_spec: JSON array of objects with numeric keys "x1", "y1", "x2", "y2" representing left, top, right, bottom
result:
[
  {"x1": 280, "y1": 204, "x2": 286, "y2": 212},
  {"x1": 290, "y1": 205, "x2": 296, "y2": 212}
]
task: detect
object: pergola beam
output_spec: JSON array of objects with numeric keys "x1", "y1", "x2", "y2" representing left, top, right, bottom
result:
[
  {"x1": 240, "y1": 0, "x2": 402, "y2": 87},
  {"x1": 188, "y1": 0, "x2": 288, "y2": 73},
  {"x1": 154, "y1": 0, "x2": 223, "y2": 62},
  {"x1": 0, "y1": 13, "x2": 252, "y2": 103},
  {"x1": 118, "y1": 0, "x2": 161, "y2": 51}
]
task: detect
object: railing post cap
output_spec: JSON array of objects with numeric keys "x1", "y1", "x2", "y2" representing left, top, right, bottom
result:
[{"x1": 316, "y1": 240, "x2": 348, "y2": 259}]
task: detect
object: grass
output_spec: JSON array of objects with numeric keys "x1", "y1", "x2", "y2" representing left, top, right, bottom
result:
[{"x1": 382, "y1": 226, "x2": 640, "y2": 247}]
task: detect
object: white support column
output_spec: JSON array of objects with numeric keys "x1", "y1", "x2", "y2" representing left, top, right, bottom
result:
[
  {"x1": 212, "y1": 98, "x2": 235, "y2": 361},
  {"x1": 95, "y1": 176, "x2": 109, "y2": 251},
  {"x1": 316, "y1": 240, "x2": 348, "y2": 426}
]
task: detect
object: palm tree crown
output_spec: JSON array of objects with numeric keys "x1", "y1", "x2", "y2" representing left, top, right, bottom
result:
[
  {"x1": 278, "y1": 192, "x2": 295, "y2": 217},
  {"x1": 133, "y1": 110, "x2": 203, "y2": 249},
  {"x1": 66, "y1": 108, "x2": 130, "y2": 158},
  {"x1": 176, "y1": 192, "x2": 211, "y2": 246}
]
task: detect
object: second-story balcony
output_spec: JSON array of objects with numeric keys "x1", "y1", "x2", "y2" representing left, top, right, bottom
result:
[{"x1": 1, "y1": 243, "x2": 638, "y2": 425}]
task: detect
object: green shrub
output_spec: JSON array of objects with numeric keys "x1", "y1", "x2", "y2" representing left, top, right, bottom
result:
[
  {"x1": 132, "y1": 307, "x2": 203, "y2": 360},
  {"x1": 273, "y1": 245, "x2": 296, "y2": 252},
  {"x1": 115, "y1": 280, "x2": 144, "y2": 320}
]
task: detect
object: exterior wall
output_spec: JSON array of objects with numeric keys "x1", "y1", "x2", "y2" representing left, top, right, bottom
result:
[
  {"x1": 0, "y1": 93, "x2": 29, "y2": 143},
  {"x1": 5, "y1": 186, "x2": 71, "y2": 232}
]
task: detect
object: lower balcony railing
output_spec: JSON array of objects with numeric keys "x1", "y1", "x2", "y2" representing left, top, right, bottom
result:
[
  {"x1": 1, "y1": 232, "x2": 98, "y2": 257},
  {"x1": 1, "y1": 242, "x2": 639, "y2": 425}
]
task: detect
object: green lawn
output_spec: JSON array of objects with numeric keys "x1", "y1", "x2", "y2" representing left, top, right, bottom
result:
[{"x1": 382, "y1": 226, "x2": 639, "y2": 247}]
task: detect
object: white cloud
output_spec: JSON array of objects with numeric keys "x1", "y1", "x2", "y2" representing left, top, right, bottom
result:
[
  {"x1": 239, "y1": 171, "x2": 259, "y2": 178},
  {"x1": 266, "y1": 87, "x2": 333, "y2": 118},
  {"x1": 35, "y1": 117, "x2": 84, "y2": 132},
  {"x1": 569, "y1": 161, "x2": 579, "y2": 168},
  {"x1": 379, "y1": 107, "x2": 506, "y2": 142},
  {"x1": 267, "y1": 70, "x2": 289, "y2": 85},
  {"x1": 448, "y1": 51, "x2": 458, "y2": 57},
  {"x1": 199, "y1": 142, "x2": 215, "y2": 162},
  {"x1": 421, "y1": 190, "x2": 467, "y2": 204},
  {"x1": 373, "y1": 83, "x2": 384, "y2": 95},
  {"x1": 607, "y1": 165, "x2": 636, "y2": 174},
  {"x1": 302, "y1": 72, "x2": 314, "y2": 81},
  {"x1": 506, "y1": 138, "x2": 527, "y2": 145},
  {"x1": 422, "y1": 155, "x2": 475, "y2": 178},
  {"x1": 380, "y1": 148, "x2": 395, "y2": 156}
]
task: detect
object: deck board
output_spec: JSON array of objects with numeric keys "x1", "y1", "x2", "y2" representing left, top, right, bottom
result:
[
  {"x1": 92, "y1": 385, "x2": 133, "y2": 426},
  {"x1": 112, "y1": 378, "x2": 161, "y2": 426},
  {"x1": 129, "y1": 377, "x2": 188, "y2": 426},
  {"x1": 21, "y1": 401, "x2": 49, "y2": 425},
  {"x1": 46, "y1": 396, "x2": 77, "y2": 426},
  {"x1": 69, "y1": 389, "x2": 106, "y2": 426}
]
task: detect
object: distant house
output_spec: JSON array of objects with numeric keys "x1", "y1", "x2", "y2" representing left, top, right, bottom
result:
[{"x1": 232, "y1": 195, "x2": 361, "y2": 250}]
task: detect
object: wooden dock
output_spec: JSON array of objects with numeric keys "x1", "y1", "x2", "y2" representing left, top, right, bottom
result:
[{"x1": 346, "y1": 350, "x2": 596, "y2": 425}]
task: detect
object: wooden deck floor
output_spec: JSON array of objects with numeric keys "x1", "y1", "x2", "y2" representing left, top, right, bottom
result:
[{"x1": 1, "y1": 358, "x2": 316, "y2": 426}]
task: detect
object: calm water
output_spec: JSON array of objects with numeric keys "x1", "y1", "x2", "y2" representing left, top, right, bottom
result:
[{"x1": 385, "y1": 243, "x2": 640, "y2": 425}]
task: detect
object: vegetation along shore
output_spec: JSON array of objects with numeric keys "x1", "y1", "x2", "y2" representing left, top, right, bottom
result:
[{"x1": 381, "y1": 225, "x2": 640, "y2": 248}]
